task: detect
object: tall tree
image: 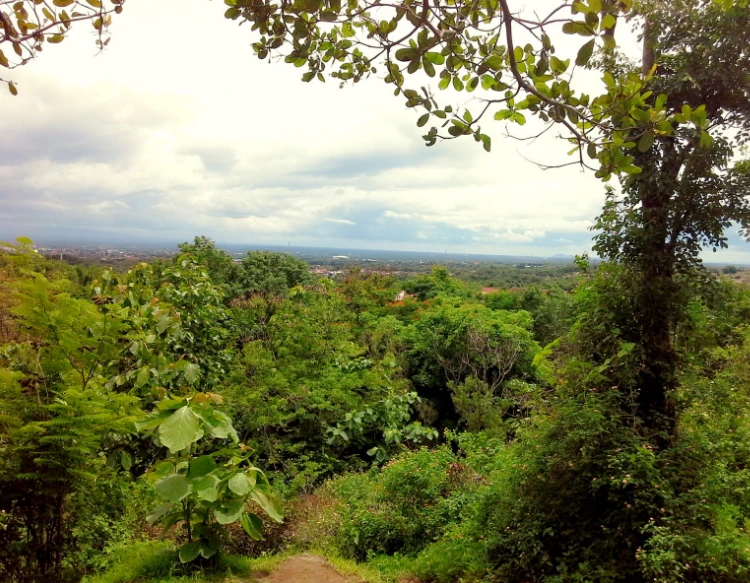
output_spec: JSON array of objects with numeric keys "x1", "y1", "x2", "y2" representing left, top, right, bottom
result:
[{"x1": 590, "y1": 0, "x2": 750, "y2": 432}]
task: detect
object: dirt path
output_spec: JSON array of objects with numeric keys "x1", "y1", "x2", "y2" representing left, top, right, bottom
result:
[{"x1": 257, "y1": 555, "x2": 363, "y2": 583}]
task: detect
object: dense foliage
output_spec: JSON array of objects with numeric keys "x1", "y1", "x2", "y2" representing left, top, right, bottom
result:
[{"x1": 4, "y1": 234, "x2": 750, "y2": 583}]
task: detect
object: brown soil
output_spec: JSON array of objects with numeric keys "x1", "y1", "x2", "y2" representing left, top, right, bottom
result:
[{"x1": 256, "y1": 555, "x2": 363, "y2": 583}]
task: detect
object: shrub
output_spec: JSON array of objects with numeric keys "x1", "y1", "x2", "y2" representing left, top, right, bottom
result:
[
  {"x1": 413, "y1": 533, "x2": 489, "y2": 583},
  {"x1": 305, "y1": 447, "x2": 461, "y2": 560}
]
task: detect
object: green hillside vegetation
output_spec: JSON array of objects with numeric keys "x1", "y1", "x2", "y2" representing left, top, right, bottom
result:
[
  {"x1": 2, "y1": 236, "x2": 750, "y2": 583},
  {"x1": 3, "y1": 0, "x2": 750, "y2": 581}
]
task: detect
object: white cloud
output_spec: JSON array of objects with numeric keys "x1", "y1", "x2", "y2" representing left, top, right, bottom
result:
[
  {"x1": 383, "y1": 211, "x2": 413, "y2": 220},
  {"x1": 494, "y1": 230, "x2": 533, "y2": 243},
  {"x1": 325, "y1": 218, "x2": 357, "y2": 225},
  {"x1": 0, "y1": 0, "x2": 746, "y2": 262}
]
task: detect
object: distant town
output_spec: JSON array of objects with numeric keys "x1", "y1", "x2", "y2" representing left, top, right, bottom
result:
[{"x1": 28, "y1": 240, "x2": 577, "y2": 280}]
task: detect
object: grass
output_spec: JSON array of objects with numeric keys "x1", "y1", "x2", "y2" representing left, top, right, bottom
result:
[
  {"x1": 82, "y1": 539, "x2": 418, "y2": 583},
  {"x1": 305, "y1": 547, "x2": 414, "y2": 583},
  {"x1": 82, "y1": 540, "x2": 290, "y2": 583}
]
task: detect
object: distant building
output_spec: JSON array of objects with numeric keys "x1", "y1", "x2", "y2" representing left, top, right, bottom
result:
[{"x1": 332, "y1": 255, "x2": 349, "y2": 260}]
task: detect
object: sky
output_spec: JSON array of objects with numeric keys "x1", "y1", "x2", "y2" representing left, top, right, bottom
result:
[{"x1": 1, "y1": 0, "x2": 749, "y2": 261}]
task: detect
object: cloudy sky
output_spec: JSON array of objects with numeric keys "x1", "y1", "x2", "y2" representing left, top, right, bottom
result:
[{"x1": 1, "y1": 0, "x2": 748, "y2": 261}]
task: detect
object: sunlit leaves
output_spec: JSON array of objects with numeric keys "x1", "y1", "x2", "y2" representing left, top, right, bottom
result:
[
  {"x1": 158, "y1": 405, "x2": 201, "y2": 453},
  {"x1": 144, "y1": 394, "x2": 283, "y2": 563}
]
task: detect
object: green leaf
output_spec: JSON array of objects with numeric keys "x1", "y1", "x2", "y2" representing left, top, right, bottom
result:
[
  {"x1": 136, "y1": 366, "x2": 150, "y2": 387},
  {"x1": 637, "y1": 132, "x2": 655, "y2": 153},
  {"x1": 120, "y1": 450, "x2": 133, "y2": 471},
  {"x1": 250, "y1": 490, "x2": 283, "y2": 523},
  {"x1": 228, "y1": 473, "x2": 251, "y2": 496},
  {"x1": 136, "y1": 410, "x2": 172, "y2": 432},
  {"x1": 154, "y1": 474, "x2": 190, "y2": 503},
  {"x1": 572, "y1": 0, "x2": 588, "y2": 14},
  {"x1": 200, "y1": 541, "x2": 219, "y2": 559},
  {"x1": 193, "y1": 474, "x2": 220, "y2": 502},
  {"x1": 562, "y1": 21, "x2": 594, "y2": 36},
  {"x1": 214, "y1": 498, "x2": 246, "y2": 525},
  {"x1": 550, "y1": 56, "x2": 569, "y2": 74},
  {"x1": 156, "y1": 315, "x2": 171, "y2": 334},
  {"x1": 178, "y1": 541, "x2": 201, "y2": 563},
  {"x1": 158, "y1": 406, "x2": 201, "y2": 453},
  {"x1": 395, "y1": 48, "x2": 417, "y2": 62},
  {"x1": 494, "y1": 109, "x2": 512, "y2": 121},
  {"x1": 480, "y1": 134, "x2": 491, "y2": 152},
  {"x1": 193, "y1": 405, "x2": 238, "y2": 441},
  {"x1": 188, "y1": 455, "x2": 217, "y2": 479},
  {"x1": 417, "y1": 113, "x2": 430, "y2": 127},
  {"x1": 183, "y1": 363, "x2": 200, "y2": 384},
  {"x1": 575, "y1": 39, "x2": 596, "y2": 67},
  {"x1": 452, "y1": 76, "x2": 464, "y2": 91},
  {"x1": 617, "y1": 342, "x2": 636, "y2": 358},
  {"x1": 601, "y1": 14, "x2": 616, "y2": 29},
  {"x1": 53, "y1": 0, "x2": 75, "y2": 6},
  {"x1": 146, "y1": 503, "x2": 173, "y2": 524},
  {"x1": 240, "y1": 512, "x2": 265, "y2": 541},
  {"x1": 424, "y1": 52, "x2": 445, "y2": 65}
]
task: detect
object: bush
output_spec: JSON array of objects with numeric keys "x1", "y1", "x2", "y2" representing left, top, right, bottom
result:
[
  {"x1": 299, "y1": 447, "x2": 461, "y2": 560},
  {"x1": 413, "y1": 534, "x2": 489, "y2": 583}
]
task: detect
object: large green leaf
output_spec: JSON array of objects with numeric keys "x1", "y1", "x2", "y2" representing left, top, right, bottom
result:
[
  {"x1": 135, "y1": 410, "x2": 172, "y2": 432},
  {"x1": 193, "y1": 474, "x2": 220, "y2": 502},
  {"x1": 200, "y1": 541, "x2": 219, "y2": 559},
  {"x1": 178, "y1": 541, "x2": 201, "y2": 563},
  {"x1": 154, "y1": 474, "x2": 190, "y2": 503},
  {"x1": 193, "y1": 405, "x2": 238, "y2": 442},
  {"x1": 228, "y1": 473, "x2": 251, "y2": 496},
  {"x1": 214, "y1": 498, "x2": 245, "y2": 524},
  {"x1": 183, "y1": 362, "x2": 201, "y2": 384},
  {"x1": 240, "y1": 512, "x2": 265, "y2": 541},
  {"x1": 250, "y1": 490, "x2": 283, "y2": 523},
  {"x1": 188, "y1": 455, "x2": 217, "y2": 479},
  {"x1": 158, "y1": 406, "x2": 201, "y2": 453}
]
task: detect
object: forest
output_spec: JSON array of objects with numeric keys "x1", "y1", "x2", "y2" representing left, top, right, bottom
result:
[
  {"x1": 1, "y1": 235, "x2": 749, "y2": 583},
  {"x1": 3, "y1": 0, "x2": 750, "y2": 581}
]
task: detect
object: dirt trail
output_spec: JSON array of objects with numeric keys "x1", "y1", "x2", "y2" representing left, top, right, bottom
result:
[{"x1": 257, "y1": 555, "x2": 363, "y2": 583}]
